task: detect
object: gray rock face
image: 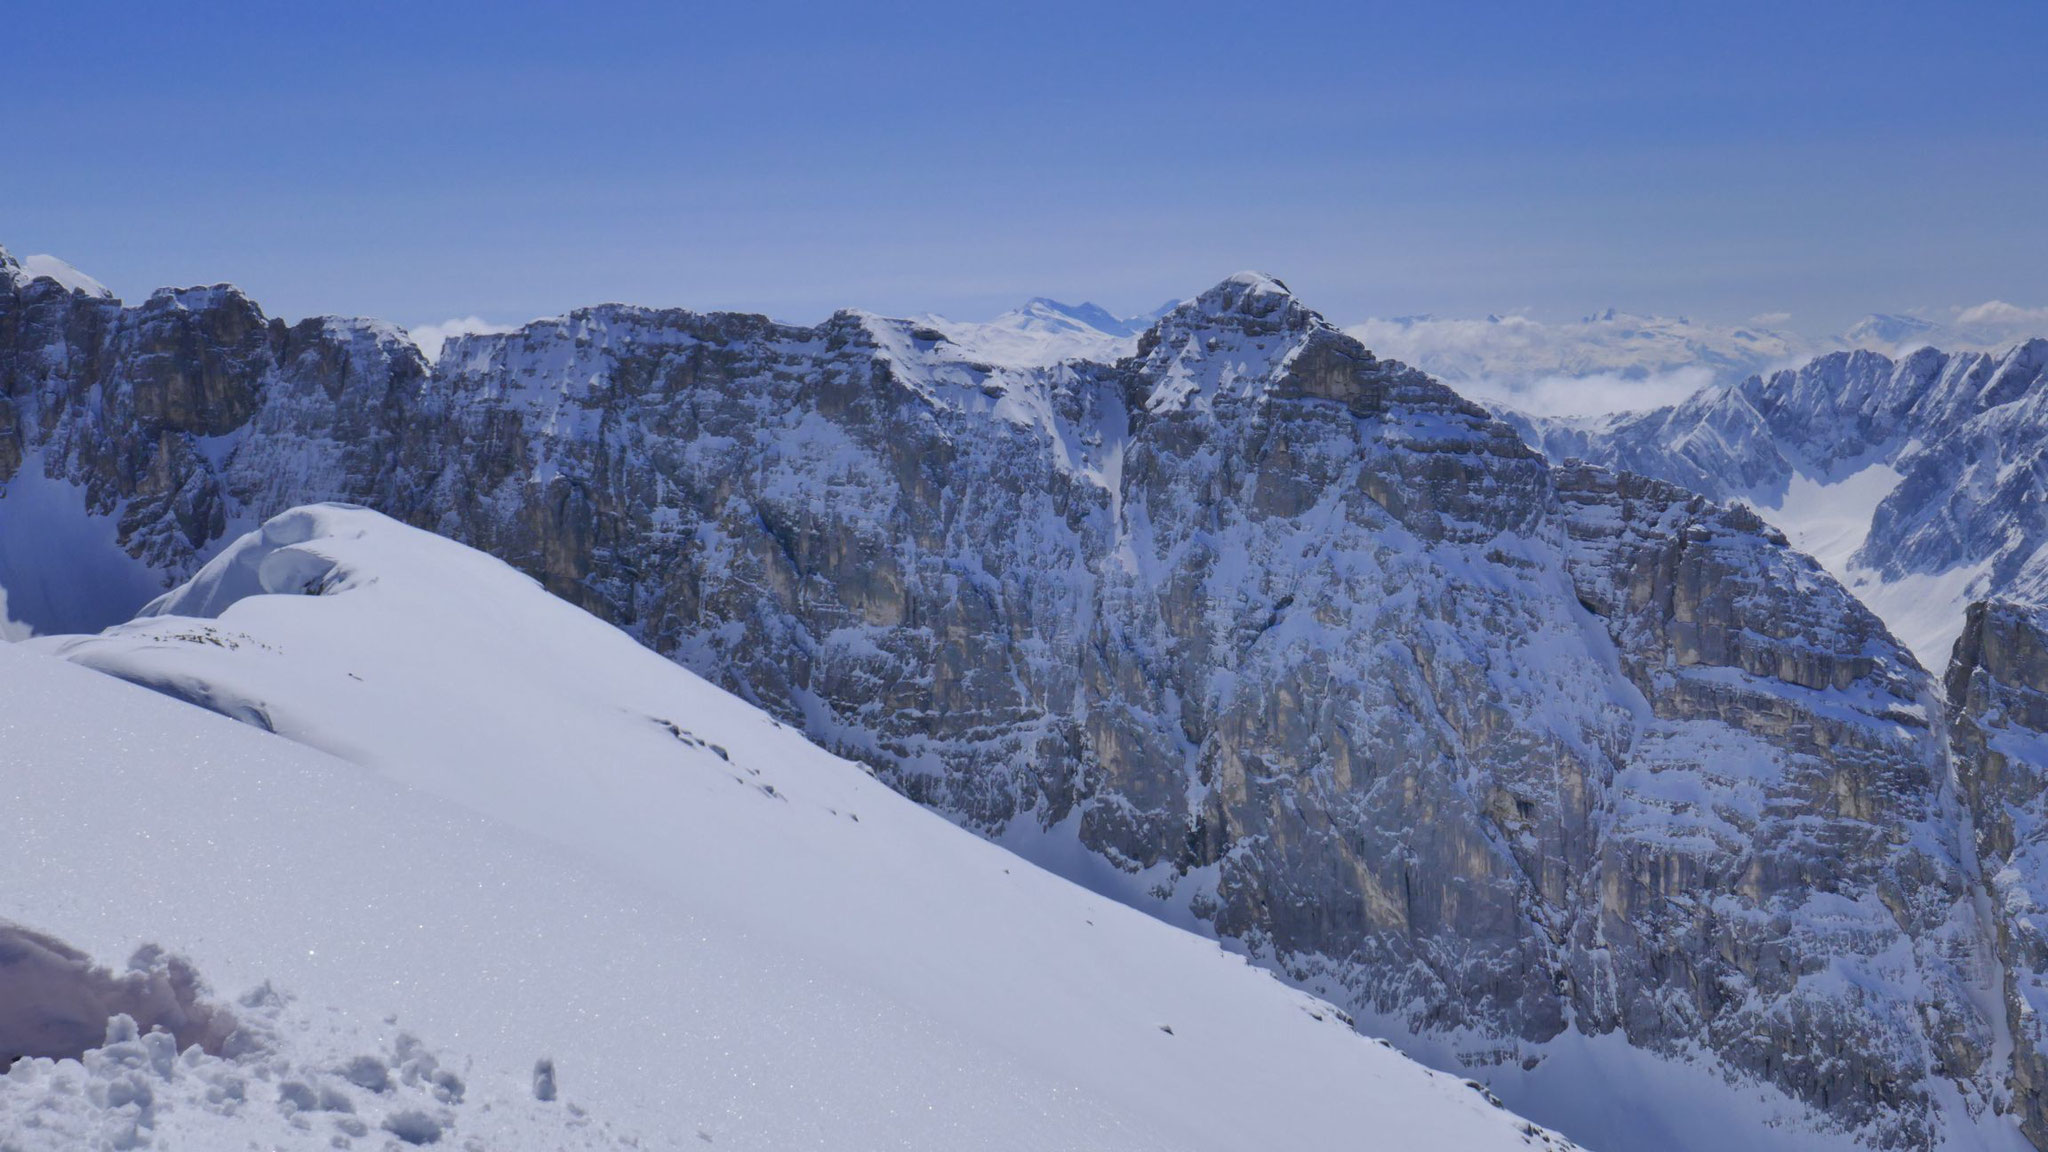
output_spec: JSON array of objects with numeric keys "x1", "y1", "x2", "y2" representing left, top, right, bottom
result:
[
  {"x1": 1549, "y1": 466, "x2": 1983, "y2": 1141},
  {"x1": 0, "y1": 249, "x2": 2032, "y2": 1147},
  {"x1": 0, "y1": 251, "x2": 427, "y2": 629},
  {"x1": 1948, "y1": 601, "x2": 2048, "y2": 1148}
]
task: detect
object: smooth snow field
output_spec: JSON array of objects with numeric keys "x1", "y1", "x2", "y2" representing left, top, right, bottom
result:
[{"x1": 3, "y1": 504, "x2": 1571, "y2": 1150}]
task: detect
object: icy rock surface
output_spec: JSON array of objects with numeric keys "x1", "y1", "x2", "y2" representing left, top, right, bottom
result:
[
  {"x1": 0, "y1": 244, "x2": 2037, "y2": 1147},
  {"x1": 0, "y1": 245, "x2": 427, "y2": 632}
]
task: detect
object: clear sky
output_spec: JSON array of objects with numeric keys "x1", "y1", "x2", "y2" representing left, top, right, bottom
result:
[{"x1": 8, "y1": 0, "x2": 2046, "y2": 333}]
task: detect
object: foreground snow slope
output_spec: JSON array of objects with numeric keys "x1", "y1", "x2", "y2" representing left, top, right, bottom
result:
[{"x1": 14, "y1": 503, "x2": 1571, "y2": 1151}]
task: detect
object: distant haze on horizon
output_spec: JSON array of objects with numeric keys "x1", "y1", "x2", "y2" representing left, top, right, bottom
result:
[{"x1": 6, "y1": 0, "x2": 2045, "y2": 334}]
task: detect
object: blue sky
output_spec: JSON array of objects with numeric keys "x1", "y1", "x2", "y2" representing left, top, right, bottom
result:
[{"x1": 8, "y1": 0, "x2": 2046, "y2": 332}]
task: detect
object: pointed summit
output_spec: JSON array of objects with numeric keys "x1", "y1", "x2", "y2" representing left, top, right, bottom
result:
[
  {"x1": 1843, "y1": 312, "x2": 1946, "y2": 351},
  {"x1": 1149, "y1": 272, "x2": 1316, "y2": 339},
  {"x1": 1131, "y1": 273, "x2": 1330, "y2": 413},
  {"x1": 1189, "y1": 271, "x2": 1294, "y2": 313},
  {"x1": 1161, "y1": 272, "x2": 1319, "y2": 338}
]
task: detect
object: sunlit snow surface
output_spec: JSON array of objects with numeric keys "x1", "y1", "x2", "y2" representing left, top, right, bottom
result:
[
  {"x1": 1742, "y1": 463, "x2": 1992, "y2": 668},
  {"x1": 18, "y1": 254, "x2": 112, "y2": 299},
  {"x1": 6, "y1": 504, "x2": 1573, "y2": 1151}
]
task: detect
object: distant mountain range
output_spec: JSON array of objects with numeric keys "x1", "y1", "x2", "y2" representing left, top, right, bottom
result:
[
  {"x1": 903, "y1": 291, "x2": 2048, "y2": 422},
  {"x1": 1349, "y1": 308, "x2": 1809, "y2": 391},
  {"x1": 1343, "y1": 306, "x2": 2048, "y2": 416},
  {"x1": 908, "y1": 295, "x2": 1181, "y2": 366},
  {"x1": 1510, "y1": 339, "x2": 2048, "y2": 670}
]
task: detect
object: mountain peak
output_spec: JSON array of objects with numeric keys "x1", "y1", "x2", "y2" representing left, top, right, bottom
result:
[
  {"x1": 1218, "y1": 269, "x2": 1292, "y2": 296},
  {"x1": 1004, "y1": 297, "x2": 1138, "y2": 337},
  {"x1": 1181, "y1": 271, "x2": 1302, "y2": 324},
  {"x1": 20, "y1": 253, "x2": 113, "y2": 299},
  {"x1": 1844, "y1": 312, "x2": 1944, "y2": 351},
  {"x1": 0, "y1": 245, "x2": 115, "y2": 299}
]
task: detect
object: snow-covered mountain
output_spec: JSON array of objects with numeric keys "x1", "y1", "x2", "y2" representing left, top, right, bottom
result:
[
  {"x1": 913, "y1": 296, "x2": 1179, "y2": 366},
  {"x1": 1843, "y1": 305, "x2": 2048, "y2": 357},
  {"x1": 16, "y1": 254, "x2": 111, "y2": 299},
  {"x1": 5, "y1": 243, "x2": 2048, "y2": 1149},
  {"x1": 3, "y1": 504, "x2": 1576, "y2": 1151},
  {"x1": 1516, "y1": 341, "x2": 2048, "y2": 668},
  {"x1": 1844, "y1": 312, "x2": 1950, "y2": 351}
]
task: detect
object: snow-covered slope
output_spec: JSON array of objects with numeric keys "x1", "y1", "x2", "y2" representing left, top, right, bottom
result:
[
  {"x1": 10, "y1": 503, "x2": 1573, "y2": 1152},
  {"x1": 1844, "y1": 305, "x2": 2048, "y2": 356},
  {"x1": 18, "y1": 253, "x2": 112, "y2": 299}
]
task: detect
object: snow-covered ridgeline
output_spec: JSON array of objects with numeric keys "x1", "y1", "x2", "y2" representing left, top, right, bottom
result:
[{"x1": 5, "y1": 505, "x2": 1577, "y2": 1151}]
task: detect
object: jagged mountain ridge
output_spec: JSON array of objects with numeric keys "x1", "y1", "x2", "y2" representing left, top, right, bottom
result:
[
  {"x1": 1342, "y1": 306, "x2": 2046, "y2": 405},
  {"x1": 1512, "y1": 340, "x2": 2048, "y2": 667},
  {"x1": 0, "y1": 245, "x2": 2034, "y2": 1149}
]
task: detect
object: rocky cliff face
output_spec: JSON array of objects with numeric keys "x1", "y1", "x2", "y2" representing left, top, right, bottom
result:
[
  {"x1": 1948, "y1": 601, "x2": 2048, "y2": 1148},
  {"x1": 0, "y1": 247, "x2": 426, "y2": 631},
  {"x1": 0, "y1": 247, "x2": 2034, "y2": 1148}
]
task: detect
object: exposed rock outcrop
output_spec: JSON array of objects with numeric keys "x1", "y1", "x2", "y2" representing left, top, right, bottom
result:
[{"x1": 1948, "y1": 601, "x2": 2048, "y2": 1147}]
